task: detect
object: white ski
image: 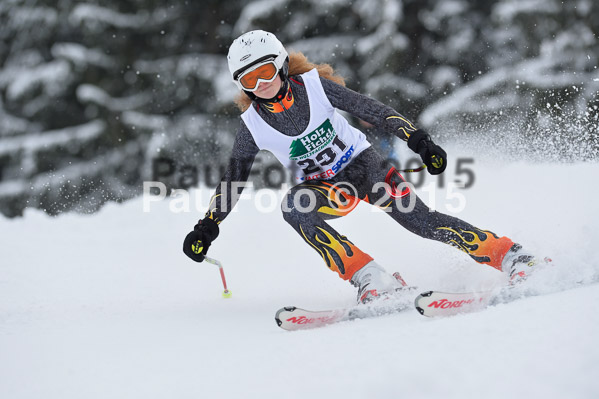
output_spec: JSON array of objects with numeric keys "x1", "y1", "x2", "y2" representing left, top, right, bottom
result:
[
  {"x1": 275, "y1": 297, "x2": 412, "y2": 331},
  {"x1": 414, "y1": 286, "x2": 524, "y2": 317}
]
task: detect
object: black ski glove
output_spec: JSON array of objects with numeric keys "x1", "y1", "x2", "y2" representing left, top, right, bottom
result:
[
  {"x1": 183, "y1": 218, "x2": 220, "y2": 262},
  {"x1": 407, "y1": 129, "x2": 447, "y2": 175}
]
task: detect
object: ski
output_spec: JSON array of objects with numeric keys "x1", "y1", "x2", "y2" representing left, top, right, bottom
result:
[
  {"x1": 275, "y1": 298, "x2": 412, "y2": 331},
  {"x1": 414, "y1": 286, "x2": 522, "y2": 317}
]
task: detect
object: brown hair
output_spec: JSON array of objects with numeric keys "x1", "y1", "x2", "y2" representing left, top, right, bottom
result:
[{"x1": 233, "y1": 51, "x2": 346, "y2": 112}]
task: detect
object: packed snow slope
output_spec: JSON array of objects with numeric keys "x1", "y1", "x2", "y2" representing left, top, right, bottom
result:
[{"x1": 2, "y1": 147, "x2": 599, "y2": 399}]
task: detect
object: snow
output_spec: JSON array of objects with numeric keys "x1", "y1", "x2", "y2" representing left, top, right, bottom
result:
[
  {"x1": 426, "y1": 66, "x2": 461, "y2": 93},
  {"x1": 5, "y1": 60, "x2": 72, "y2": 102},
  {"x1": 366, "y1": 73, "x2": 427, "y2": 100},
  {"x1": 0, "y1": 97, "x2": 32, "y2": 137},
  {"x1": 121, "y1": 111, "x2": 169, "y2": 131},
  {"x1": 51, "y1": 43, "x2": 116, "y2": 69},
  {"x1": 0, "y1": 120, "x2": 105, "y2": 157},
  {"x1": 1, "y1": 146, "x2": 598, "y2": 399},
  {"x1": 540, "y1": 26, "x2": 597, "y2": 57},
  {"x1": 0, "y1": 137, "x2": 140, "y2": 202},
  {"x1": 419, "y1": 52, "x2": 598, "y2": 128},
  {"x1": 419, "y1": 0, "x2": 468, "y2": 31},
  {"x1": 352, "y1": 0, "x2": 402, "y2": 30},
  {"x1": 289, "y1": 35, "x2": 358, "y2": 63},
  {"x1": 419, "y1": 66, "x2": 511, "y2": 127},
  {"x1": 5, "y1": 5, "x2": 58, "y2": 29},
  {"x1": 234, "y1": 0, "x2": 289, "y2": 34},
  {"x1": 131, "y1": 54, "x2": 234, "y2": 108},
  {"x1": 492, "y1": 0, "x2": 560, "y2": 23},
  {"x1": 69, "y1": 4, "x2": 148, "y2": 30},
  {"x1": 77, "y1": 84, "x2": 151, "y2": 111}
]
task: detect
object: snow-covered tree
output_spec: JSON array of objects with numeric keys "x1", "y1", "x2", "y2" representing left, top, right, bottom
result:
[{"x1": 0, "y1": 0, "x2": 597, "y2": 217}]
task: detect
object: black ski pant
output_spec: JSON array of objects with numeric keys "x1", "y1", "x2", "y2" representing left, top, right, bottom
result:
[{"x1": 281, "y1": 147, "x2": 514, "y2": 281}]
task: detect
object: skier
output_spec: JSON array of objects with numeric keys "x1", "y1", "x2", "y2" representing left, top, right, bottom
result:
[{"x1": 183, "y1": 30, "x2": 543, "y2": 304}]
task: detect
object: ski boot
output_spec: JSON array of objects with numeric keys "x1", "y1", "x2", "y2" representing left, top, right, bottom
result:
[
  {"x1": 350, "y1": 260, "x2": 408, "y2": 304},
  {"x1": 502, "y1": 243, "x2": 551, "y2": 284}
]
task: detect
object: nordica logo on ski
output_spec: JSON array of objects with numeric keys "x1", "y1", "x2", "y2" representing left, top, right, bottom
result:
[
  {"x1": 428, "y1": 298, "x2": 484, "y2": 309},
  {"x1": 289, "y1": 119, "x2": 336, "y2": 160},
  {"x1": 286, "y1": 315, "x2": 338, "y2": 325}
]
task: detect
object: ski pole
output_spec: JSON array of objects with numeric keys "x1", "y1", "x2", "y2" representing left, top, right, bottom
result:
[
  {"x1": 204, "y1": 256, "x2": 232, "y2": 298},
  {"x1": 398, "y1": 164, "x2": 426, "y2": 173}
]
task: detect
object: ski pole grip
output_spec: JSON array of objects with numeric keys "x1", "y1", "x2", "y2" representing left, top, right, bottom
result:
[{"x1": 204, "y1": 256, "x2": 221, "y2": 267}]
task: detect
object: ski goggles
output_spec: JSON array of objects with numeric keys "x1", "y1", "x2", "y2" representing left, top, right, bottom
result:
[{"x1": 234, "y1": 60, "x2": 279, "y2": 92}]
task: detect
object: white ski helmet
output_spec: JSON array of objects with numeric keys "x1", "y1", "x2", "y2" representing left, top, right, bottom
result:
[{"x1": 227, "y1": 30, "x2": 289, "y2": 91}]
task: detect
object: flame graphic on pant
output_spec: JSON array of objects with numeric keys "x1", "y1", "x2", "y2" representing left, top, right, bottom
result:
[
  {"x1": 300, "y1": 225, "x2": 372, "y2": 280},
  {"x1": 437, "y1": 226, "x2": 514, "y2": 270},
  {"x1": 306, "y1": 182, "x2": 362, "y2": 217}
]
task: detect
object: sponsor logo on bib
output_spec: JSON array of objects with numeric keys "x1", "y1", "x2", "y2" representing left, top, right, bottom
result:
[{"x1": 289, "y1": 119, "x2": 336, "y2": 161}]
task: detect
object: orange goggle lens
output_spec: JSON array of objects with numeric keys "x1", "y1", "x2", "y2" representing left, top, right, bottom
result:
[{"x1": 238, "y1": 62, "x2": 278, "y2": 90}]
